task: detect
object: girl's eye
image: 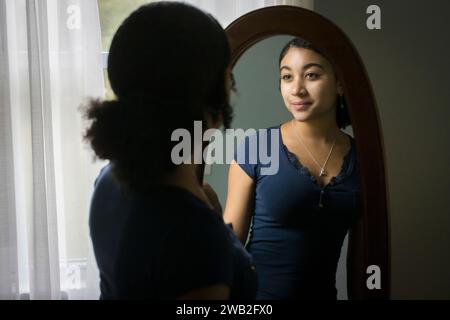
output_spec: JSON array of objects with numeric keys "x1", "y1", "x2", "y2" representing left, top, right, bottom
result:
[
  {"x1": 281, "y1": 74, "x2": 292, "y2": 81},
  {"x1": 305, "y1": 72, "x2": 319, "y2": 79}
]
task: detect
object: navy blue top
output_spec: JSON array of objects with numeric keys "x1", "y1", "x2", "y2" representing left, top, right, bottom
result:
[
  {"x1": 234, "y1": 125, "x2": 362, "y2": 299},
  {"x1": 89, "y1": 164, "x2": 257, "y2": 299}
]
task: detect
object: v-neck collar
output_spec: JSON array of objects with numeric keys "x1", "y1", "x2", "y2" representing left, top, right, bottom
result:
[{"x1": 277, "y1": 124, "x2": 355, "y2": 190}]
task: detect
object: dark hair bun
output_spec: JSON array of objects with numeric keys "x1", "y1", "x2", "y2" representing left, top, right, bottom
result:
[{"x1": 85, "y1": 99, "x2": 128, "y2": 160}]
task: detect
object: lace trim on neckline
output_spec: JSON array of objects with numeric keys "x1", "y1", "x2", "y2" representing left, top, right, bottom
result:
[{"x1": 279, "y1": 126, "x2": 355, "y2": 188}]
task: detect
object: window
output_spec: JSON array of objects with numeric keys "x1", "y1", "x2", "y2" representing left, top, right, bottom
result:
[{"x1": 98, "y1": 0, "x2": 158, "y2": 99}]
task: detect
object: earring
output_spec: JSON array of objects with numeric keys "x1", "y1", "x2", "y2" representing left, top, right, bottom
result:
[{"x1": 339, "y1": 94, "x2": 345, "y2": 110}]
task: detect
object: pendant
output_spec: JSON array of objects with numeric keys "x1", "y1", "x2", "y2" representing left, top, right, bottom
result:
[{"x1": 319, "y1": 168, "x2": 327, "y2": 177}]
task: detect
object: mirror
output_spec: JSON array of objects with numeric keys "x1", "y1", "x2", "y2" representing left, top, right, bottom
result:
[{"x1": 205, "y1": 6, "x2": 389, "y2": 300}]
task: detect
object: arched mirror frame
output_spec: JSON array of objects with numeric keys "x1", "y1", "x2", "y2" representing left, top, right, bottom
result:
[{"x1": 225, "y1": 6, "x2": 389, "y2": 299}]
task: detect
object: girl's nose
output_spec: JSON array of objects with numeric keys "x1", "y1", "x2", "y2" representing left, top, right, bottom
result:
[{"x1": 291, "y1": 80, "x2": 307, "y2": 96}]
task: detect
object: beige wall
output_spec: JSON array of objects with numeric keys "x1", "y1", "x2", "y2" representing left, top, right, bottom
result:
[{"x1": 315, "y1": 0, "x2": 450, "y2": 299}]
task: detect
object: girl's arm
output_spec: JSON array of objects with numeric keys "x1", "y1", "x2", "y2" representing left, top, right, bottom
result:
[{"x1": 223, "y1": 160, "x2": 255, "y2": 245}]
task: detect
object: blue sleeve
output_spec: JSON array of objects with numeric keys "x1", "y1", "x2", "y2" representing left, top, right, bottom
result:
[
  {"x1": 157, "y1": 210, "x2": 234, "y2": 298},
  {"x1": 233, "y1": 133, "x2": 259, "y2": 180},
  {"x1": 94, "y1": 163, "x2": 111, "y2": 187}
]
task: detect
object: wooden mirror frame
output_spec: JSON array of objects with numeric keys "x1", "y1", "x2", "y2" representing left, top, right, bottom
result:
[{"x1": 225, "y1": 6, "x2": 389, "y2": 299}]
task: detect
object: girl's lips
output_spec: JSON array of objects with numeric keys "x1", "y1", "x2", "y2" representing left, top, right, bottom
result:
[
  {"x1": 291, "y1": 101, "x2": 312, "y2": 105},
  {"x1": 291, "y1": 102, "x2": 311, "y2": 111}
]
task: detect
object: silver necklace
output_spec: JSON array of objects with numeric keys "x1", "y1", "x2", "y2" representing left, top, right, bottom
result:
[{"x1": 290, "y1": 119, "x2": 336, "y2": 177}]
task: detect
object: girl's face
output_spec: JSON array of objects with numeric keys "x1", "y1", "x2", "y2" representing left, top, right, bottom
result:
[{"x1": 280, "y1": 47, "x2": 342, "y2": 123}]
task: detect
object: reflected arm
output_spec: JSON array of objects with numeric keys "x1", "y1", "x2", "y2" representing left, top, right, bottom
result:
[{"x1": 223, "y1": 160, "x2": 255, "y2": 245}]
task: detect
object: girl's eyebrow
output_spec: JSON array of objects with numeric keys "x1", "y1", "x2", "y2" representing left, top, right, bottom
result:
[
  {"x1": 302, "y1": 62, "x2": 325, "y2": 71},
  {"x1": 280, "y1": 63, "x2": 325, "y2": 72}
]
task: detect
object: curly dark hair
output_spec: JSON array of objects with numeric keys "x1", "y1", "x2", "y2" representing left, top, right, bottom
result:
[
  {"x1": 83, "y1": 2, "x2": 233, "y2": 192},
  {"x1": 279, "y1": 37, "x2": 351, "y2": 129}
]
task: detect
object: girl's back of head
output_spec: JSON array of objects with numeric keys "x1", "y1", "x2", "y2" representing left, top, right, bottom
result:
[{"x1": 84, "y1": 2, "x2": 232, "y2": 192}]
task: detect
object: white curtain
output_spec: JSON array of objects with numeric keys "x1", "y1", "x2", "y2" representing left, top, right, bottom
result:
[
  {"x1": 0, "y1": 0, "x2": 104, "y2": 300},
  {"x1": 0, "y1": 0, "x2": 313, "y2": 300}
]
